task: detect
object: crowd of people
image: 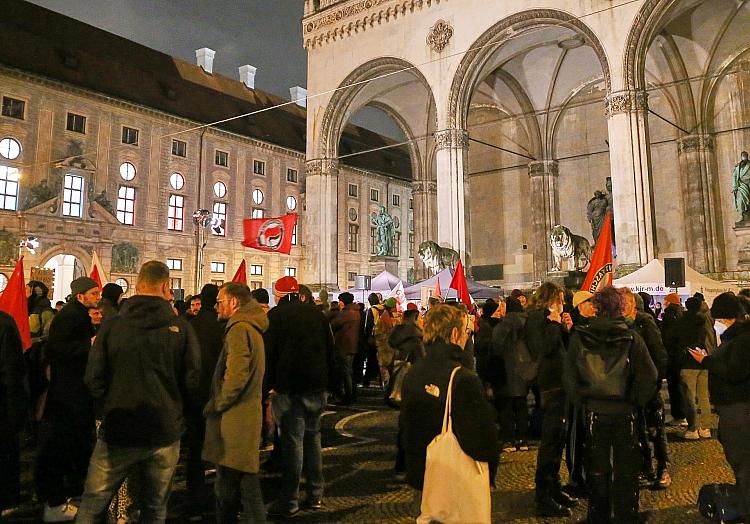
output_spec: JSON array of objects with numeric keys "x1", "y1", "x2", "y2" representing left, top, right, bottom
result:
[{"x1": 0, "y1": 263, "x2": 749, "y2": 523}]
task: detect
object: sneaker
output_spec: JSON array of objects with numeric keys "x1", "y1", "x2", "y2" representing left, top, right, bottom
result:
[
  {"x1": 666, "y1": 417, "x2": 688, "y2": 427},
  {"x1": 43, "y1": 502, "x2": 78, "y2": 522},
  {"x1": 654, "y1": 469, "x2": 672, "y2": 489},
  {"x1": 683, "y1": 429, "x2": 700, "y2": 440},
  {"x1": 501, "y1": 442, "x2": 516, "y2": 453},
  {"x1": 699, "y1": 428, "x2": 711, "y2": 439},
  {"x1": 535, "y1": 496, "x2": 571, "y2": 518}
]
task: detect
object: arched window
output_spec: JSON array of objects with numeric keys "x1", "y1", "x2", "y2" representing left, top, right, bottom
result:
[
  {"x1": 214, "y1": 181, "x2": 227, "y2": 198},
  {"x1": 0, "y1": 137, "x2": 21, "y2": 160},
  {"x1": 252, "y1": 188, "x2": 264, "y2": 205},
  {"x1": 119, "y1": 162, "x2": 136, "y2": 181},
  {"x1": 169, "y1": 172, "x2": 184, "y2": 190}
]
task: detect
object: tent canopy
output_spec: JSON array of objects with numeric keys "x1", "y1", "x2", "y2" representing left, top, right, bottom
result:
[
  {"x1": 613, "y1": 259, "x2": 736, "y2": 304},
  {"x1": 403, "y1": 268, "x2": 503, "y2": 301}
]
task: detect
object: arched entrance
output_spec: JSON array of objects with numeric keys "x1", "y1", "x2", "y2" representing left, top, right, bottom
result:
[{"x1": 44, "y1": 254, "x2": 85, "y2": 303}]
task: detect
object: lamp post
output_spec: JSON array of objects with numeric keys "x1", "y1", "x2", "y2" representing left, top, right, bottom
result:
[{"x1": 192, "y1": 209, "x2": 211, "y2": 293}]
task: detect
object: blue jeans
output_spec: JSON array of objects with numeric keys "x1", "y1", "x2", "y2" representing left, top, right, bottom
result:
[
  {"x1": 76, "y1": 439, "x2": 180, "y2": 523},
  {"x1": 215, "y1": 466, "x2": 266, "y2": 524},
  {"x1": 271, "y1": 392, "x2": 326, "y2": 510}
]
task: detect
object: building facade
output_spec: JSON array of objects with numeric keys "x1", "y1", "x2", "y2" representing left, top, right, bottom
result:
[{"x1": 302, "y1": 0, "x2": 750, "y2": 287}]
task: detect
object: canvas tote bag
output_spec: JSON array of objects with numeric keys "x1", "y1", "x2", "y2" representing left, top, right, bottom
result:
[{"x1": 418, "y1": 366, "x2": 491, "y2": 524}]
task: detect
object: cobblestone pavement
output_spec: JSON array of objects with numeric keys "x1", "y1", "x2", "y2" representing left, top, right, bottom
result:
[{"x1": 5, "y1": 387, "x2": 734, "y2": 523}]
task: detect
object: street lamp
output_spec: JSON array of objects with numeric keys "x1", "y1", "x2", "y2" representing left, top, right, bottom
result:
[{"x1": 192, "y1": 209, "x2": 211, "y2": 292}]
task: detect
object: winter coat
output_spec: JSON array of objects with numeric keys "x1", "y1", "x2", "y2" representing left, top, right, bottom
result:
[
  {"x1": 388, "y1": 323, "x2": 425, "y2": 363},
  {"x1": 525, "y1": 308, "x2": 566, "y2": 393},
  {"x1": 474, "y1": 316, "x2": 500, "y2": 383},
  {"x1": 673, "y1": 311, "x2": 716, "y2": 370},
  {"x1": 97, "y1": 297, "x2": 119, "y2": 321},
  {"x1": 0, "y1": 311, "x2": 26, "y2": 509},
  {"x1": 188, "y1": 308, "x2": 225, "y2": 407},
  {"x1": 660, "y1": 303, "x2": 684, "y2": 367},
  {"x1": 331, "y1": 303, "x2": 361, "y2": 356},
  {"x1": 399, "y1": 339, "x2": 498, "y2": 490},
  {"x1": 84, "y1": 295, "x2": 201, "y2": 447},
  {"x1": 564, "y1": 317, "x2": 657, "y2": 414},
  {"x1": 203, "y1": 301, "x2": 268, "y2": 473},
  {"x1": 627, "y1": 311, "x2": 668, "y2": 379},
  {"x1": 700, "y1": 320, "x2": 750, "y2": 406},
  {"x1": 492, "y1": 312, "x2": 532, "y2": 397},
  {"x1": 45, "y1": 299, "x2": 94, "y2": 418},
  {"x1": 266, "y1": 298, "x2": 335, "y2": 395}
]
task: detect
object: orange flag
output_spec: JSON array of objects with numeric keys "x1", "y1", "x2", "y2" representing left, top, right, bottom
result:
[
  {"x1": 0, "y1": 257, "x2": 31, "y2": 350},
  {"x1": 232, "y1": 259, "x2": 247, "y2": 284},
  {"x1": 434, "y1": 277, "x2": 442, "y2": 298},
  {"x1": 449, "y1": 260, "x2": 472, "y2": 307},
  {"x1": 90, "y1": 250, "x2": 106, "y2": 288},
  {"x1": 581, "y1": 211, "x2": 613, "y2": 293}
]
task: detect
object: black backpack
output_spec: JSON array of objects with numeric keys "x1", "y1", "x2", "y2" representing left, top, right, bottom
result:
[{"x1": 575, "y1": 331, "x2": 633, "y2": 400}]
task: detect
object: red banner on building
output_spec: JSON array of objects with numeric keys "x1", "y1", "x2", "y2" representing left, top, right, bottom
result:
[
  {"x1": 581, "y1": 211, "x2": 613, "y2": 293},
  {"x1": 242, "y1": 213, "x2": 297, "y2": 255},
  {"x1": 0, "y1": 257, "x2": 31, "y2": 350}
]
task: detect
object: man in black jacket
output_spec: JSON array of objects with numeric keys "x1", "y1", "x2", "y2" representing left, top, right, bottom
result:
[
  {"x1": 266, "y1": 276, "x2": 334, "y2": 517},
  {"x1": 35, "y1": 276, "x2": 99, "y2": 522},
  {"x1": 76, "y1": 261, "x2": 201, "y2": 523},
  {"x1": 564, "y1": 286, "x2": 657, "y2": 523}
]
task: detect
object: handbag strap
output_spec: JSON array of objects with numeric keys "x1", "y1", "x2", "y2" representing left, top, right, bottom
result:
[{"x1": 441, "y1": 366, "x2": 461, "y2": 434}]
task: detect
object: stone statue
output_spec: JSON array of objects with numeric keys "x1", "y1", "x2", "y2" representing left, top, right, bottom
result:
[
  {"x1": 21, "y1": 180, "x2": 57, "y2": 211},
  {"x1": 93, "y1": 190, "x2": 115, "y2": 215},
  {"x1": 370, "y1": 206, "x2": 395, "y2": 256},
  {"x1": 586, "y1": 190, "x2": 608, "y2": 242},
  {"x1": 604, "y1": 176, "x2": 615, "y2": 245},
  {"x1": 550, "y1": 225, "x2": 592, "y2": 271},
  {"x1": 111, "y1": 242, "x2": 139, "y2": 273},
  {"x1": 733, "y1": 151, "x2": 750, "y2": 224},
  {"x1": 418, "y1": 240, "x2": 459, "y2": 276}
]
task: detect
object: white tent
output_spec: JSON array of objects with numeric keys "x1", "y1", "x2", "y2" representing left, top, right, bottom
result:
[{"x1": 612, "y1": 259, "x2": 737, "y2": 304}]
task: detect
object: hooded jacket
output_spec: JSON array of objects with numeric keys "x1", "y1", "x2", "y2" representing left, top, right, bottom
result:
[
  {"x1": 492, "y1": 311, "x2": 532, "y2": 397},
  {"x1": 203, "y1": 301, "x2": 268, "y2": 473},
  {"x1": 701, "y1": 320, "x2": 750, "y2": 406},
  {"x1": 84, "y1": 295, "x2": 201, "y2": 447},
  {"x1": 626, "y1": 311, "x2": 668, "y2": 378},
  {"x1": 564, "y1": 317, "x2": 657, "y2": 413},
  {"x1": 388, "y1": 322, "x2": 425, "y2": 363}
]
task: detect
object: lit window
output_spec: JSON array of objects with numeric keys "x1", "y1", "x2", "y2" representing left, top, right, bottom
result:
[
  {"x1": 121, "y1": 126, "x2": 139, "y2": 145},
  {"x1": 172, "y1": 139, "x2": 186, "y2": 157},
  {"x1": 348, "y1": 223, "x2": 359, "y2": 252},
  {"x1": 0, "y1": 137, "x2": 21, "y2": 160},
  {"x1": 215, "y1": 150, "x2": 228, "y2": 167},
  {"x1": 250, "y1": 264, "x2": 263, "y2": 275},
  {"x1": 170, "y1": 277, "x2": 182, "y2": 289},
  {"x1": 214, "y1": 181, "x2": 227, "y2": 198},
  {"x1": 0, "y1": 165, "x2": 19, "y2": 210},
  {"x1": 1, "y1": 97, "x2": 25, "y2": 120},
  {"x1": 119, "y1": 162, "x2": 136, "y2": 181},
  {"x1": 252, "y1": 188, "x2": 264, "y2": 205},
  {"x1": 370, "y1": 188, "x2": 379, "y2": 202},
  {"x1": 212, "y1": 202, "x2": 226, "y2": 236},
  {"x1": 167, "y1": 258, "x2": 183, "y2": 270},
  {"x1": 211, "y1": 261, "x2": 225, "y2": 273},
  {"x1": 292, "y1": 224, "x2": 297, "y2": 245},
  {"x1": 253, "y1": 159, "x2": 266, "y2": 176},
  {"x1": 250, "y1": 281, "x2": 263, "y2": 290},
  {"x1": 286, "y1": 195, "x2": 297, "y2": 211},
  {"x1": 285, "y1": 267, "x2": 297, "y2": 277},
  {"x1": 62, "y1": 174, "x2": 84, "y2": 217},
  {"x1": 348, "y1": 184, "x2": 358, "y2": 198},
  {"x1": 392, "y1": 194, "x2": 400, "y2": 207},
  {"x1": 66, "y1": 113, "x2": 86, "y2": 133},
  {"x1": 169, "y1": 172, "x2": 184, "y2": 190},
  {"x1": 251, "y1": 208, "x2": 264, "y2": 219},
  {"x1": 287, "y1": 168, "x2": 298, "y2": 183},
  {"x1": 168, "y1": 194, "x2": 184, "y2": 231},
  {"x1": 116, "y1": 186, "x2": 136, "y2": 225}
]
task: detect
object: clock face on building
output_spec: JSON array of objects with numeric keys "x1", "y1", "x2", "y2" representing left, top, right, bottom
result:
[
  {"x1": 0, "y1": 273, "x2": 7, "y2": 293},
  {"x1": 114, "y1": 278, "x2": 128, "y2": 293}
]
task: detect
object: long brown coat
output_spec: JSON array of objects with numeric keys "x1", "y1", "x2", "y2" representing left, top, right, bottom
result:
[{"x1": 202, "y1": 301, "x2": 268, "y2": 473}]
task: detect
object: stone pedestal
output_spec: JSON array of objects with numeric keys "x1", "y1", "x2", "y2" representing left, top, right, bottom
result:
[
  {"x1": 546, "y1": 270, "x2": 586, "y2": 290},
  {"x1": 734, "y1": 225, "x2": 750, "y2": 268},
  {"x1": 370, "y1": 255, "x2": 399, "y2": 277}
]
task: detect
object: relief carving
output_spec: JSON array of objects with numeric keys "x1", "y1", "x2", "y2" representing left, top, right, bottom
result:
[{"x1": 427, "y1": 19, "x2": 454, "y2": 52}]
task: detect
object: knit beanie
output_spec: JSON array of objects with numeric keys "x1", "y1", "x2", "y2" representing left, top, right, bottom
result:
[
  {"x1": 505, "y1": 296, "x2": 524, "y2": 314},
  {"x1": 710, "y1": 292, "x2": 742, "y2": 320},
  {"x1": 70, "y1": 276, "x2": 99, "y2": 296},
  {"x1": 663, "y1": 292, "x2": 681, "y2": 307}
]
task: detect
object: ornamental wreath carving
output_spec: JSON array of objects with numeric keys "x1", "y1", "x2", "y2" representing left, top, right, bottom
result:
[
  {"x1": 111, "y1": 242, "x2": 139, "y2": 274},
  {"x1": 427, "y1": 19, "x2": 453, "y2": 52}
]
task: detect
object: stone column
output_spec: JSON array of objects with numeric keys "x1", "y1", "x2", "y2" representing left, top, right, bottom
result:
[
  {"x1": 677, "y1": 134, "x2": 722, "y2": 272},
  {"x1": 411, "y1": 179, "x2": 437, "y2": 278},
  {"x1": 303, "y1": 158, "x2": 339, "y2": 289},
  {"x1": 434, "y1": 128, "x2": 469, "y2": 259},
  {"x1": 528, "y1": 160, "x2": 560, "y2": 279},
  {"x1": 605, "y1": 90, "x2": 657, "y2": 273}
]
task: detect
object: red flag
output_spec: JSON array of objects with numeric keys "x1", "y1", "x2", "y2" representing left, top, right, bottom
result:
[
  {"x1": 0, "y1": 257, "x2": 31, "y2": 350},
  {"x1": 242, "y1": 213, "x2": 297, "y2": 255},
  {"x1": 581, "y1": 211, "x2": 613, "y2": 293},
  {"x1": 90, "y1": 250, "x2": 105, "y2": 288},
  {"x1": 232, "y1": 260, "x2": 247, "y2": 284},
  {"x1": 449, "y1": 259, "x2": 472, "y2": 307},
  {"x1": 434, "y1": 277, "x2": 442, "y2": 298}
]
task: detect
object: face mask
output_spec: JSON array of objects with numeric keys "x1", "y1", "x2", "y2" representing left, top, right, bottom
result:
[{"x1": 714, "y1": 320, "x2": 728, "y2": 336}]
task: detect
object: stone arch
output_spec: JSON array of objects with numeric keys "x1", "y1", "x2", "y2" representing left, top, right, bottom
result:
[
  {"x1": 623, "y1": 0, "x2": 678, "y2": 91},
  {"x1": 448, "y1": 9, "x2": 612, "y2": 131},
  {"x1": 367, "y1": 100, "x2": 423, "y2": 183}
]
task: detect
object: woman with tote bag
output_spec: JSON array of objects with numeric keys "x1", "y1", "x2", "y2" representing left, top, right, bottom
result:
[{"x1": 400, "y1": 304, "x2": 499, "y2": 523}]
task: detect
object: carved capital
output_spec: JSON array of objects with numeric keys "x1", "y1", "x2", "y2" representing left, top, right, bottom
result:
[
  {"x1": 604, "y1": 90, "x2": 648, "y2": 118},
  {"x1": 411, "y1": 180, "x2": 437, "y2": 193},
  {"x1": 528, "y1": 160, "x2": 559, "y2": 177},
  {"x1": 305, "y1": 158, "x2": 339, "y2": 177},
  {"x1": 434, "y1": 129, "x2": 469, "y2": 151},
  {"x1": 677, "y1": 134, "x2": 714, "y2": 154},
  {"x1": 427, "y1": 19, "x2": 453, "y2": 53}
]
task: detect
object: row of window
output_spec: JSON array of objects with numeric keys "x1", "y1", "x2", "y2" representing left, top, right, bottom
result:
[
  {"x1": 347, "y1": 183, "x2": 410, "y2": 207},
  {"x1": 166, "y1": 258, "x2": 296, "y2": 278},
  {"x1": 346, "y1": 224, "x2": 413, "y2": 256}
]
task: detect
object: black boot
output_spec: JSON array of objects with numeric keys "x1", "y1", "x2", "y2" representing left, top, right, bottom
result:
[
  {"x1": 553, "y1": 489, "x2": 579, "y2": 508},
  {"x1": 536, "y1": 494, "x2": 572, "y2": 517}
]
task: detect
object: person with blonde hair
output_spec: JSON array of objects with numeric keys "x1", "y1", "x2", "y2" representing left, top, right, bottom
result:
[{"x1": 399, "y1": 304, "x2": 498, "y2": 513}]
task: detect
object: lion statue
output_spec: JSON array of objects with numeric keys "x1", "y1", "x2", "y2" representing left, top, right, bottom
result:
[
  {"x1": 549, "y1": 225, "x2": 592, "y2": 272},
  {"x1": 418, "y1": 240, "x2": 459, "y2": 276}
]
